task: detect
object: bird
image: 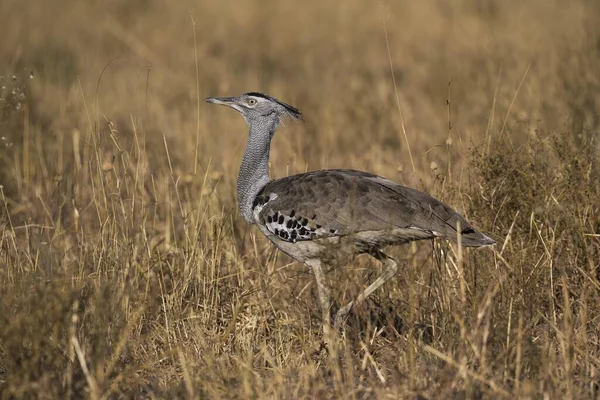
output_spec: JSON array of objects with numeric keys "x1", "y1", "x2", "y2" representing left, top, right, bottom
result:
[{"x1": 206, "y1": 92, "x2": 495, "y2": 336}]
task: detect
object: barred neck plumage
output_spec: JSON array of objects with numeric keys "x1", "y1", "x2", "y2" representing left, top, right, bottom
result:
[{"x1": 237, "y1": 116, "x2": 279, "y2": 222}]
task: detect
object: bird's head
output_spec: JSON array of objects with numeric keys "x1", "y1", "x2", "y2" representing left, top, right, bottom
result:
[{"x1": 205, "y1": 92, "x2": 303, "y2": 124}]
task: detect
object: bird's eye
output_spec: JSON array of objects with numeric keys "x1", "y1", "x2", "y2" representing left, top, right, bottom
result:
[{"x1": 248, "y1": 98, "x2": 257, "y2": 106}]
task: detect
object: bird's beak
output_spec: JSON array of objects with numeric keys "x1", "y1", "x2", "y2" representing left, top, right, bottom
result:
[{"x1": 205, "y1": 96, "x2": 236, "y2": 106}]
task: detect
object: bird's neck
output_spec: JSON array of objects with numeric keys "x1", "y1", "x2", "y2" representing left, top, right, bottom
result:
[{"x1": 237, "y1": 118, "x2": 278, "y2": 222}]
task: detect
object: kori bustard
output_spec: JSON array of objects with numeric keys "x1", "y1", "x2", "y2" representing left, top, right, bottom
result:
[{"x1": 206, "y1": 92, "x2": 494, "y2": 335}]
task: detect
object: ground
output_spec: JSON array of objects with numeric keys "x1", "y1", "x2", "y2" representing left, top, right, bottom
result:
[{"x1": 0, "y1": 0, "x2": 599, "y2": 398}]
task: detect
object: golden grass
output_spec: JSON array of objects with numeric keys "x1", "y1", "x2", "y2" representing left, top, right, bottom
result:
[{"x1": 1, "y1": 0, "x2": 599, "y2": 398}]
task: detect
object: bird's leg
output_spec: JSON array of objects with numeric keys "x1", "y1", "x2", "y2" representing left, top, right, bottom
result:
[
  {"x1": 334, "y1": 250, "x2": 399, "y2": 329},
  {"x1": 306, "y1": 259, "x2": 333, "y2": 338}
]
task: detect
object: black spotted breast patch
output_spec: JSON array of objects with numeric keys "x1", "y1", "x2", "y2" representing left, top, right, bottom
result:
[
  {"x1": 262, "y1": 210, "x2": 338, "y2": 243},
  {"x1": 266, "y1": 211, "x2": 314, "y2": 242}
]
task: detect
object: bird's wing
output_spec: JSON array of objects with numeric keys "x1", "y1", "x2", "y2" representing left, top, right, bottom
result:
[
  {"x1": 339, "y1": 170, "x2": 494, "y2": 246},
  {"x1": 252, "y1": 170, "x2": 386, "y2": 243},
  {"x1": 252, "y1": 169, "x2": 492, "y2": 246},
  {"x1": 345, "y1": 172, "x2": 477, "y2": 234}
]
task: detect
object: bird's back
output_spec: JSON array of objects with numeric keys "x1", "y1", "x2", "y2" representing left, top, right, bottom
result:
[{"x1": 252, "y1": 169, "x2": 494, "y2": 250}]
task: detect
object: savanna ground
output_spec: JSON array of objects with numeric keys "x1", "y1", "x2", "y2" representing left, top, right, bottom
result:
[{"x1": 1, "y1": 0, "x2": 599, "y2": 398}]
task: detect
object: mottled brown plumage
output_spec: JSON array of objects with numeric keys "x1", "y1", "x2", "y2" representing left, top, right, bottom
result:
[{"x1": 255, "y1": 169, "x2": 491, "y2": 247}]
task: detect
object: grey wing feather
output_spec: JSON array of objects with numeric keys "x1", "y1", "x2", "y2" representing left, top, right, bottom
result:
[{"x1": 254, "y1": 169, "x2": 493, "y2": 246}]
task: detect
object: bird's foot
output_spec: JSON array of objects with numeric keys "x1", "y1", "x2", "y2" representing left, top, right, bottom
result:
[
  {"x1": 310, "y1": 340, "x2": 330, "y2": 363},
  {"x1": 333, "y1": 301, "x2": 353, "y2": 330}
]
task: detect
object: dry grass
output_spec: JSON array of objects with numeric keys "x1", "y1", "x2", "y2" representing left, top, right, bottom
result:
[{"x1": 1, "y1": 0, "x2": 599, "y2": 398}]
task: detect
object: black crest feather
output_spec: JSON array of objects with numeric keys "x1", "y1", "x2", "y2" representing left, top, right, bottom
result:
[{"x1": 245, "y1": 92, "x2": 304, "y2": 121}]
